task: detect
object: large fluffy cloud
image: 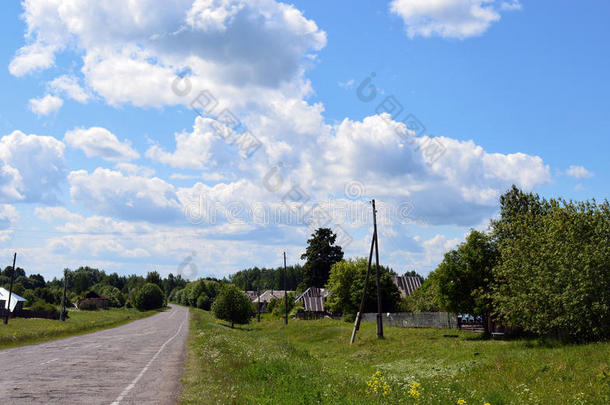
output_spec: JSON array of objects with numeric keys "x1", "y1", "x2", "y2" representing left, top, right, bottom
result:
[
  {"x1": 0, "y1": 131, "x2": 66, "y2": 203},
  {"x1": 252, "y1": 113, "x2": 551, "y2": 226},
  {"x1": 68, "y1": 168, "x2": 183, "y2": 222},
  {"x1": 139, "y1": 112, "x2": 551, "y2": 227},
  {"x1": 12, "y1": 0, "x2": 326, "y2": 110},
  {"x1": 390, "y1": 0, "x2": 521, "y2": 39},
  {"x1": 64, "y1": 127, "x2": 139, "y2": 162}
]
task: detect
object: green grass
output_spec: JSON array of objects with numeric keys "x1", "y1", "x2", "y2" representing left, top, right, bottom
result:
[
  {"x1": 180, "y1": 310, "x2": 609, "y2": 405},
  {"x1": 0, "y1": 307, "x2": 163, "y2": 349}
]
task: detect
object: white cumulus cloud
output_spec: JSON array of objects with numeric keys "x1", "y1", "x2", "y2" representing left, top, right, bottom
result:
[
  {"x1": 48, "y1": 75, "x2": 90, "y2": 103},
  {"x1": 0, "y1": 130, "x2": 66, "y2": 204},
  {"x1": 68, "y1": 168, "x2": 183, "y2": 222},
  {"x1": 390, "y1": 0, "x2": 521, "y2": 39},
  {"x1": 12, "y1": 0, "x2": 326, "y2": 110},
  {"x1": 64, "y1": 127, "x2": 139, "y2": 162},
  {"x1": 28, "y1": 94, "x2": 63, "y2": 116}
]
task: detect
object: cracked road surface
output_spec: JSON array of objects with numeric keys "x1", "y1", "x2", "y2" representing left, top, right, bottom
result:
[{"x1": 0, "y1": 304, "x2": 189, "y2": 405}]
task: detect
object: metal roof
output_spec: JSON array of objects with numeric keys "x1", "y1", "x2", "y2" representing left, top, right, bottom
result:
[
  {"x1": 294, "y1": 287, "x2": 329, "y2": 302},
  {"x1": 302, "y1": 296, "x2": 325, "y2": 312},
  {"x1": 255, "y1": 290, "x2": 295, "y2": 303},
  {"x1": 392, "y1": 276, "x2": 422, "y2": 297},
  {"x1": 0, "y1": 287, "x2": 27, "y2": 312}
]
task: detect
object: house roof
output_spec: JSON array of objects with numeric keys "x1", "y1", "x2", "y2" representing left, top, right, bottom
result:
[
  {"x1": 244, "y1": 290, "x2": 258, "y2": 300},
  {"x1": 392, "y1": 276, "x2": 422, "y2": 297},
  {"x1": 82, "y1": 291, "x2": 108, "y2": 300},
  {"x1": 302, "y1": 296, "x2": 325, "y2": 312},
  {"x1": 0, "y1": 287, "x2": 27, "y2": 312},
  {"x1": 294, "y1": 287, "x2": 329, "y2": 302},
  {"x1": 255, "y1": 290, "x2": 295, "y2": 303}
]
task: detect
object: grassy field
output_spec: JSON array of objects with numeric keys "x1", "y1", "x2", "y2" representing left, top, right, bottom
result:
[
  {"x1": 180, "y1": 309, "x2": 609, "y2": 405},
  {"x1": 0, "y1": 307, "x2": 163, "y2": 349}
]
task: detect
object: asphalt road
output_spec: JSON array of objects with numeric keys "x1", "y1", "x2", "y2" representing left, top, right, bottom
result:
[{"x1": 0, "y1": 304, "x2": 189, "y2": 405}]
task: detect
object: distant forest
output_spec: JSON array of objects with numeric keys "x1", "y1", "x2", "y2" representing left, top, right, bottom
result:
[
  {"x1": 229, "y1": 265, "x2": 304, "y2": 291},
  {"x1": 228, "y1": 264, "x2": 422, "y2": 292}
]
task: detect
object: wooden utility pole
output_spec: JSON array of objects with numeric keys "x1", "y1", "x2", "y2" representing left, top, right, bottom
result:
[
  {"x1": 3, "y1": 253, "x2": 17, "y2": 325},
  {"x1": 350, "y1": 199, "x2": 384, "y2": 343},
  {"x1": 283, "y1": 252, "x2": 288, "y2": 325},
  {"x1": 60, "y1": 269, "x2": 68, "y2": 321},
  {"x1": 257, "y1": 269, "x2": 261, "y2": 323},
  {"x1": 350, "y1": 228, "x2": 376, "y2": 344},
  {"x1": 373, "y1": 199, "x2": 383, "y2": 338}
]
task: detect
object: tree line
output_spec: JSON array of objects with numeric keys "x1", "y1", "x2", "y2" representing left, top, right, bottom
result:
[{"x1": 0, "y1": 266, "x2": 188, "y2": 312}]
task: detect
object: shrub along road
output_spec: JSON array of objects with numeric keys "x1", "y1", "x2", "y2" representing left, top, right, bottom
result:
[{"x1": 0, "y1": 304, "x2": 189, "y2": 405}]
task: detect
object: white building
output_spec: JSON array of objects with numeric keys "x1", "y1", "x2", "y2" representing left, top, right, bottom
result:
[{"x1": 0, "y1": 287, "x2": 27, "y2": 312}]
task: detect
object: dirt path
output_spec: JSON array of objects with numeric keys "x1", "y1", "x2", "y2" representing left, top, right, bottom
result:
[{"x1": 0, "y1": 304, "x2": 189, "y2": 405}]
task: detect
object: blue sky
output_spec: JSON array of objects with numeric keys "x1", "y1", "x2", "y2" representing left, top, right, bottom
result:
[{"x1": 0, "y1": 0, "x2": 606, "y2": 281}]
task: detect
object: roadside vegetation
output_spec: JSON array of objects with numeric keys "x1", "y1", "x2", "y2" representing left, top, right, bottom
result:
[
  {"x1": 180, "y1": 309, "x2": 610, "y2": 405},
  {"x1": 1, "y1": 266, "x2": 184, "y2": 316},
  {"x1": 0, "y1": 307, "x2": 161, "y2": 349}
]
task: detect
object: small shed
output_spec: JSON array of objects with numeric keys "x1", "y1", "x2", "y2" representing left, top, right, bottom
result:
[
  {"x1": 0, "y1": 287, "x2": 27, "y2": 313},
  {"x1": 75, "y1": 291, "x2": 109, "y2": 310}
]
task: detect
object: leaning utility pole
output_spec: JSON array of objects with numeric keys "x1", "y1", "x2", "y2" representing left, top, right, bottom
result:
[
  {"x1": 3, "y1": 253, "x2": 17, "y2": 325},
  {"x1": 60, "y1": 269, "x2": 68, "y2": 321},
  {"x1": 350, "y1": 199, "x2": 383, "y2": 343},
  {"x1": 350, "y1": 226, "x2": 376, "y2": 344},
  {"x1": 283, "y1": 252, "x2": 288, "y2": 325},
  {"x1": 373, "y1": 199, "x2": 383, "y2": 338}
]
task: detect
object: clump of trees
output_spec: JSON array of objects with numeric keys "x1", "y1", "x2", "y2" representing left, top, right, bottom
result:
[
  {"x1": 169, "y1": 278, "x2": 223, "y2": 310},
  {"x1": 490, "y1": 186, "x2": 610, "y2": 341},
  {"x1": 1, "y1": 266, "x2": 187, "y2": 314},
  {"x1": 325, "y1": 258, "x2": 401, "y2": 316},
  {"x1": 435, "y1": 230, "x2": 498, "y2": 334},
  {"x1": 424, "y1": 186, "x2": 609, "y2": 342},
  {"x1": 229, "y1": 265, "x2": 303, "y2": 291},
  {"x1": 211, "y1": 284, "x2": 253, "y2": 328}
]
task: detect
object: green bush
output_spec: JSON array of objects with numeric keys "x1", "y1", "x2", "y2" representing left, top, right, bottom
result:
[
  {"x1": 97, "y1": 285, "x2": 125, "y2": 307},
  {"x1": 271, "y1": 293, "x2": 296, "y2": 318},
  {"x1": 28, "y1": 299, "x2": 58, "y2": 312},
  {"x1": 211, "y1": 284, "x2": 253, "y2": 327},
  {"x1": 132, "y1": 283, "x2": 166, "y2": 311}
]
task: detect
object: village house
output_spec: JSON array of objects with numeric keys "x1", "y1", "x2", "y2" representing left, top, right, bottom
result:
[
  {"x1": 75, "y1": 291, "x2": 109, "y2": 310},
  {"x1": 0, "y1": 287, "x2": 27, "y2": 314},
  {"x1": 250, "y1": 290, "x2": 295, "y2": 312}
]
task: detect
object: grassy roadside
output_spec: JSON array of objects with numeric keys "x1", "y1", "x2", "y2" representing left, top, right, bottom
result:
[
  {"x1": 0, "y1": 307, "x2": 164, "y2": 349},
  {"x1": 180, "y1": 309, "x2": 609, "y2": 405}
]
